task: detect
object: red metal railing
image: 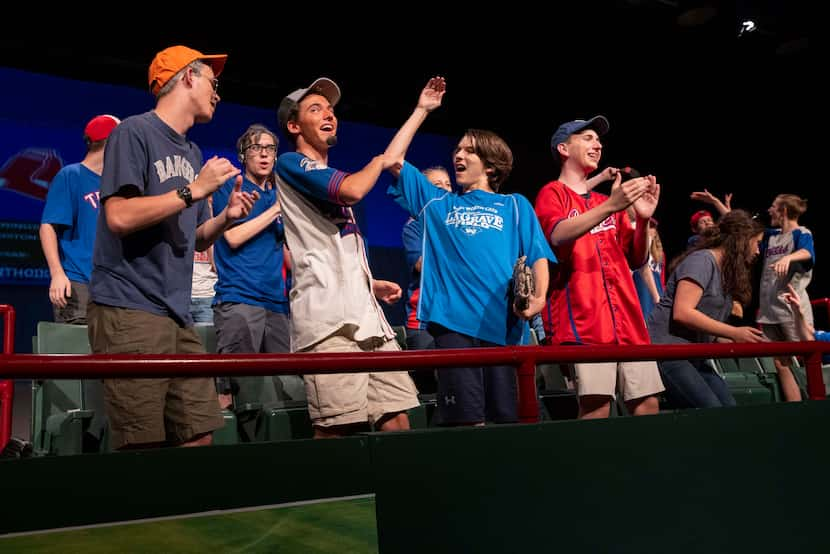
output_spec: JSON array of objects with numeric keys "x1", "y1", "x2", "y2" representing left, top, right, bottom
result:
[
  {"x1": 0, "y1": 305, "x2": 16, "y2": 451},
  {"x1": 1, "y1": 340, "x2": 827, "y2": 424}
]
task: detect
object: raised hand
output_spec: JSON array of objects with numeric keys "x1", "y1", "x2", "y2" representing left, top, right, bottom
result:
[
  {"x1": 417, "y1": 76, "x2": 446, "y2": 113},
  {"x1": 781, "y1": 283, "x2": 803, "y2": 315},
  {"x1": 226, "y1": 176, "x2": 259, "y2": 221},
  {"x1": 607, "y1": 173, "x2": 650, "y2": 213},
  {"x1": 192, "y1": 156, "x2": 241, "y2": 200},
  {"x1": 690, "y1": 189, "x2": 717, "y2": 204},
  {"x1": 632, "y1": 175, "x2": 660, "y2": 219},
  {"x1": 690, "y1": 188, "x2": 731, "y2": 214}
]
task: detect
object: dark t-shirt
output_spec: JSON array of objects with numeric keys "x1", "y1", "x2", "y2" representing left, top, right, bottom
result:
[
  {"x1": 90, "y1": 111, "x2": 209, "y2": 326},
  {"x1": 647, "y1": 249, "x2": 731, "y2": 344}
]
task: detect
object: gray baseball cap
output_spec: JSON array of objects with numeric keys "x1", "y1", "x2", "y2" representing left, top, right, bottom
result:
[{"x1": 277, "y1": 77, "x2": 341, "y2": 137}]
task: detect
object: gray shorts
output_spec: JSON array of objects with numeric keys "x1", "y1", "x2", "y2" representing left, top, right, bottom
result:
[
  {"x1": 53, "y1": 281, "x2": 89, "y2": 324},
  {"x1": 213, "y1": 302, "x2": 303, "y2": 405}
]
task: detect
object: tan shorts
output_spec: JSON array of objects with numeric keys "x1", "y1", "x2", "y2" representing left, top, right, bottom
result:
[
  {"x1": 88, "y1": 303, "x2": 223, "y2": 448},
  {"x1": 572, "y1": 361, "x2": 665, "y2": 402},
  {"x1": 303, "y1": 333, "x2": 419, "y2": 427}
]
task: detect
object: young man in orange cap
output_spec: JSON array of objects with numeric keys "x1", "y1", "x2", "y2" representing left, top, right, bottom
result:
[
  {"x1": 88, "y1": 45, "x2": 257, "y2": 450},
  {"x1": 41, "y1": 114, "x2": 119, "y2": 324}
]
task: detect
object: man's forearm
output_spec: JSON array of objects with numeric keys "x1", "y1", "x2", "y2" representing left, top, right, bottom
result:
[
  {"x1": 531, "y1": 257, "x2": 549, "y2": 301},
  {"x1": 39, "y1": 224, "x2": 65, "y2": 276},
  {"x1": 196, "y1": 209, "x2": 231, "y2": 251},
  {"x1": 629, "y1": 217, "x2": 650, "y2": 268},
  {"x1": 105, "y1": 191, "x2": 187, "y2": 236},
  {"x1": 550, "y1": 203, "x2": 615, "y2": 246}
]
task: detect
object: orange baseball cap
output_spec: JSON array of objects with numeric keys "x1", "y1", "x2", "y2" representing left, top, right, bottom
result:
[{"x1": 148, "y1": 45, "x2": 227, "y2": 96}]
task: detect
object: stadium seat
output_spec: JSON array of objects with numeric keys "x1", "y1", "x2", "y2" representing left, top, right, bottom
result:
[
  {"x1": 212, "y1": 409, "x2": 239, "y2": 446},
  {"x1": 714, "y1": 357, "x2": 780, "y2": 406},
  {"x1": 31, "y1": 322, "x2": 95, "y2": 456}
]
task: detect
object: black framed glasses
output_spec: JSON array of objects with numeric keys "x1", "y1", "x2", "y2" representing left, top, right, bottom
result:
[{"x1": 246, "y1": 143, "x2": 277, "y2": 154}]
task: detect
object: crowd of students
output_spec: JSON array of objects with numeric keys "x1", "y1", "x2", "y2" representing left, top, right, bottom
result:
[{"x1": 39, "y1": 44, "x2": 816, "y2": 450}]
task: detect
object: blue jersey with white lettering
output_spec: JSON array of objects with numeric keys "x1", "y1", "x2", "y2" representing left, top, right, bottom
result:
[
  {"x1": 388, "y1": 161, "x2": 556, "y2": 345},
  {"x1": 212, "y1": 177, "x2": 288, "y2": 313},
  {"x1": 41, "y1": 162, "x2": 101, "y2": 283}
]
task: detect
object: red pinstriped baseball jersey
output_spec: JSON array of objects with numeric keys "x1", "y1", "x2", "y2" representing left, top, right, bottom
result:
[{"x1": 534, "y1": 180, "x2": 650, "y2": 346}]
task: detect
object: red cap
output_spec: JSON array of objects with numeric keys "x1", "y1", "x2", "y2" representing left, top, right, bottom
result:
[
  {"x1": 690, "y1": 210, "x2": 713, "y2": 231},
  {"x1": 148, "y1": 45, "x2": 227, "y2": 96},
  {"x1": 84, "y1": 114, "x2": 120, "y2": 142}
]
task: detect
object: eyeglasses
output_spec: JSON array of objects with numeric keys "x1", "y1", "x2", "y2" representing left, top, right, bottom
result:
[
  {"x1": 246, "y1": 143, "x2": 277, "y2": 154},
  {"x1": 200, "y1": 74, "x2": 219, "y2": 92}
]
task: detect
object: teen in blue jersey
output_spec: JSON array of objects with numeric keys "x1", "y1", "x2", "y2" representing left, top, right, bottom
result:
[
  {"x1": 386, "y1": 77, "x2": 557, "y2": 425},
  {"x1": 39, "y1": 114, "x2": 119, "y2": 452},
  {"x1": 40, "y1": 114, "x2": 119, "y2": 324},
  {"x1": 212, "y1": 124, "x2": 302, "y2": 407}
]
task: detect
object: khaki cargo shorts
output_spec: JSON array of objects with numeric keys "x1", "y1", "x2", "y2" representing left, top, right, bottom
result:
[{"x1": 303, "y1": 333, "x2": 419, "y2": 427}]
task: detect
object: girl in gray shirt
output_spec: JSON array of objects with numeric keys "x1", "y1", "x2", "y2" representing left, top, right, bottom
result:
[{"x1": 647, "y1": 210, "x2": 766, "y2": 408}]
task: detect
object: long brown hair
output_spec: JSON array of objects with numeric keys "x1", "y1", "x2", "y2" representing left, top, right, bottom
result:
[
  {"x1": 462, "y1": 129, "x2": 513, "y2": 191},
  {"x1": 669, "y1": 209, "x2": 763, "y2": 305}
]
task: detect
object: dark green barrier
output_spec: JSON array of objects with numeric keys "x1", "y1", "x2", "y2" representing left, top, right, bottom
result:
[
  {"x1": 371, "y1": 402, "x2": 826, "y2": 554},
  {"x1": 1, "y1": 437, "x2": 371, "y2": 534}
]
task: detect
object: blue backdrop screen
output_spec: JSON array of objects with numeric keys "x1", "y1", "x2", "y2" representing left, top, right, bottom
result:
[{"x1": 0, "y1": 67, "x2": 455, "y2": 286}]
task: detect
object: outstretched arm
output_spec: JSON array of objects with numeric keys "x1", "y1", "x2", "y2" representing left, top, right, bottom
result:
[
  {"x1": 196, "y1": 178, "x2": 258, "y2": 251},
  {"x1": 690, "y1": 189, "x2": 731, "y2": 216},
  {"x1": 223, "y1": 198, "x2": 280, "y2": 250},
  {"x1": 384, "y1": 77, "x2": 446, "y2": 177},
  {"x1": 585, "y1": 167, "x2": 619, "y2": 191},
  {"x1": 672, "y1": 279, "x2": 766, "y2": 343},
  {"x1": 332, "y1": 78, "x2": 446, "y2": 206}
]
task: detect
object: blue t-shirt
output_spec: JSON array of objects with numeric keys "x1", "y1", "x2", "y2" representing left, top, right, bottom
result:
[
  {"x1": 212, "y1": 177, "x2": 288, "y2": 313},
  {"x1": 40, "y1": 162, "x2": 101, "y2": 283},
  {"x1": 402, "y1": 216, "x2": 425, "y2": 330},
  {"x1": 90, "y1": 111, "x2": 209, "y2": 327},
  {"x1": 388, "y1": 161, "x2": 557, "y2": 346},
  {"x1": 814, "y1": 330, "x2": 830, "y2": 364}
]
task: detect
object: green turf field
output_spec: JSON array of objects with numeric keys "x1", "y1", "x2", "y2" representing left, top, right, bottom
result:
[{"x1": 0, "y1": 496, "x2": 378, "y2": 553}]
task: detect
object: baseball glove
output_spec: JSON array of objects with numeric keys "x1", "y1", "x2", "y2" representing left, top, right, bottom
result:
[{"x1": 512, "y1": 255, "x2": 534, "y2": 311}]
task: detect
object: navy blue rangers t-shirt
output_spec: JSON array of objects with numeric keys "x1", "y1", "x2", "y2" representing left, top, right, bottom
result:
[{"x1": 90, "y1": 111, "x2": 209, "y2": 326}]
